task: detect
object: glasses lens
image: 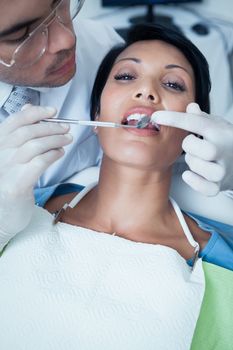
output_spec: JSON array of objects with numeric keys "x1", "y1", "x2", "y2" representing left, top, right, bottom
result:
[
  {"x1": 70, "y1": 0, "x2": 85, "y2": 19},
  {"x1": 7, "y1": 0, "x2": 82, "y2": 68},
  {"x1": 13, "y1": 29, "x2": 47, "y2": 68}
]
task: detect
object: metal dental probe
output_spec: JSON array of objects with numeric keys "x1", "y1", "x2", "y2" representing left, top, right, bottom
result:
[
  {"x1": 43, "y1": 116, "x2": 151, "y2": 129},
  {"x1": 135, "y1": 115, "x2": 151, "y2": 129}
]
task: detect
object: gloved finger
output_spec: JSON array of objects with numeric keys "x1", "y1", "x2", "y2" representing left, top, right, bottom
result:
[
  {"x1": 151, "y1": 110, "x2": 220, "y2": 139},
  {"x1": 0, "y1": 105, "x2": 57, "y2": 136},
  {"x1": 21, "y1": 103, "x2": 33, "y2": 111},
  {"x1": 13, "y1": 133, "x2": 73, "y2": 163},
  {"x1": 185, "y1": 153, "x2": 225, "y2": 182},
  {"x1": 186, "y1": 102, "x2": 202, "y2": 114},
  {"x1": 182, "y1": 134, "x2": 219, "y2": 161},
  {"x1": 23, "y1": 149, "x2": 66, "y2": 188},
  {"x1": 2, "y1": 122, "x2": 70, "y2": 148},
  {"x1": 2, "y1": 149, "x2": 65, "y2": 192},
  {"x1": 182, "y1": 170, "x2": 220, "y2": 196}
]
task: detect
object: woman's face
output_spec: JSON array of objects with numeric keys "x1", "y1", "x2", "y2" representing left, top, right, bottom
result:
[{"x1": 97, "y1": 40, "x2": 195, "y2": 170}]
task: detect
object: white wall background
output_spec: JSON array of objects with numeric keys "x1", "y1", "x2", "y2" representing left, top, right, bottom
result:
[{"x1": 79, "y1": 0, "x2": 233, "y2": 22}]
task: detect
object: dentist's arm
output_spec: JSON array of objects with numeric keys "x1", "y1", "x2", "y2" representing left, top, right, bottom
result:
[
  {"x1": 151, "y1": 103, "x2": 233, "y2": 196},
  {"x1": 0, "y1": 105, "x2": 72, "y2": 251}
]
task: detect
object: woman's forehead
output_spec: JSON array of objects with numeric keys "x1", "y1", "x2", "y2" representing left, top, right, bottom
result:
[
  {"x1": 117, "y1": 40, "x2": 183, "y2": 60},
  {"x1": 115, "y1": 40, "x2": 194, "y2": 75}
]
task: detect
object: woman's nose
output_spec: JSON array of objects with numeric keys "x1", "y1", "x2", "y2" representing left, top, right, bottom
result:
[
  {"x1": 135, "y1": 92, "x2": 156, "y2": 101},
  {"x1": 133, "y1": 86, "x2": 160, "y2": 103}
]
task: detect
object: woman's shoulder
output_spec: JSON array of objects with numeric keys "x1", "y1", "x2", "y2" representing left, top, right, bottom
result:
[
  {"x1": 186, "y1": 211, "x2": 233, "y2": 237},
  {"x1": 35, "y1": 183, "x2": 84, "y2": 208},
  {"x1": 186, "y1": 211, "x2": 233, "y2": 271},
  {"x1": 36, "y1": 183, "x2": 84, "y2": 214}
]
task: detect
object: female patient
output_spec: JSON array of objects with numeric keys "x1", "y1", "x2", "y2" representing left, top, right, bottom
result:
[{"x1": 1, "y1": 24, "x2": 232, "y2": 350}]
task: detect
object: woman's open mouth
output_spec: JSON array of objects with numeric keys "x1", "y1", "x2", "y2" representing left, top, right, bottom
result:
[{"x1": 122, "y1": 113, "x2": 160, "y2": 132}]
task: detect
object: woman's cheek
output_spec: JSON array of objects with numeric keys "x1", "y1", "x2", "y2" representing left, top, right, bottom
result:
[
  {"x1": 166, "y1": 128, "x2": 188, "y2": 153},
  {"x1": 164, "y1": 94, "x2": 194, "y2": 113},
  {"x1": 100, "y1": 91, "x2": 122, "y2": 122}
]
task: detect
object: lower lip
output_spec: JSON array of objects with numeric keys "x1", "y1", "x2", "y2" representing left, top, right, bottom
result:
[
  {"x1": 125, "y1": 128, "x2": 160, "y2": 137},
  {"x1": 50, "y1": 55, "x2": 75, "y2": 76}
]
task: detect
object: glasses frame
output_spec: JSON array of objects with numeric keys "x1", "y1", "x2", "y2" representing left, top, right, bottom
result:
[{"x1": 0, "y1": 0, "x2": 85, "y2": 68}]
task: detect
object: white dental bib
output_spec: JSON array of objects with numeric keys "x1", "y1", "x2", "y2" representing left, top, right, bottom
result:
[{"x1": 0, "y1": 184, "x2": 205, "y2": 350}]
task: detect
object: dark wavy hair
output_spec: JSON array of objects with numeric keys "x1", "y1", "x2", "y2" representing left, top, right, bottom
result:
[{"x1": 91, "y1": 23, "x2": 211, "y2": 119}]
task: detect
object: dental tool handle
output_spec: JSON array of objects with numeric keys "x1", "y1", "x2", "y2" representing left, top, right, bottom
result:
[{"x1": 43, "y1": 118, "x2": 136, "y2": 129}]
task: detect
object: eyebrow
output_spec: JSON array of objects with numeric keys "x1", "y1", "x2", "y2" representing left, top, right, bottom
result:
[
  {"x1": 114, "y1": 57, "x2": 141, "y2": 64},
  {"x1": 0, "y1": 18, "x2": 40, "y2": 39},
  {"x1": 114, "y1": 58, "x2": 189, "y2": 73},
  {"x1": 165, "y1": 64, "x2": 189, "y2": 73}
]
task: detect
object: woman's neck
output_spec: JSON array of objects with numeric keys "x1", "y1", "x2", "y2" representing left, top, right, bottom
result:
[{"x1": 79, "y1": 158, "x2": 177, "y2": 241}]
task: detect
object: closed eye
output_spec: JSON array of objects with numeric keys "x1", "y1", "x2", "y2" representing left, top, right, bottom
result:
[
  {"x1": 163, "y1": 81, "x2": 186, "y2": 92},
  {"x1": 5, "y1": 27, "x2": 30, "y2": 44},
  {"x1": 114, "y1": 73, "x2": 136, "y2": 81}
]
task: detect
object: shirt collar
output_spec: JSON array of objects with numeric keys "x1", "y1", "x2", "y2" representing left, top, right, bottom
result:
[
  {"x1": 30, "y1": 86, "x2": 50, "y2": 93},
  {"x1": 0, "y1": 81, "x2": 13, "y2": 108},
  {"x1": 0, "y1": 80, "x2": 51, "y2": 109}
]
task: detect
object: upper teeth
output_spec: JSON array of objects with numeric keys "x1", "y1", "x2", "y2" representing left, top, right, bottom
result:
[
  {"x1": 126, "y1": 113, "x2": 149, "y2": 122},
  {"x1": 125, "y1": 113, "x2": 160, "y2": 131}
]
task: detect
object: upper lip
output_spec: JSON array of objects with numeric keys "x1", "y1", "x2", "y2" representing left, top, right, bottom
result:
[{"x1": 50, "y1": 54, "x2": 75, "y2": 73}]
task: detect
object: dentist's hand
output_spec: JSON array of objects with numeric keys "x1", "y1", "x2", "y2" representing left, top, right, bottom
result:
[
  {"x1": 0, "y1": 105, "x2": 72, "y2": 250},
  {"x1": 151, "y1": 103, "x2": 233, "y2": 196}
]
